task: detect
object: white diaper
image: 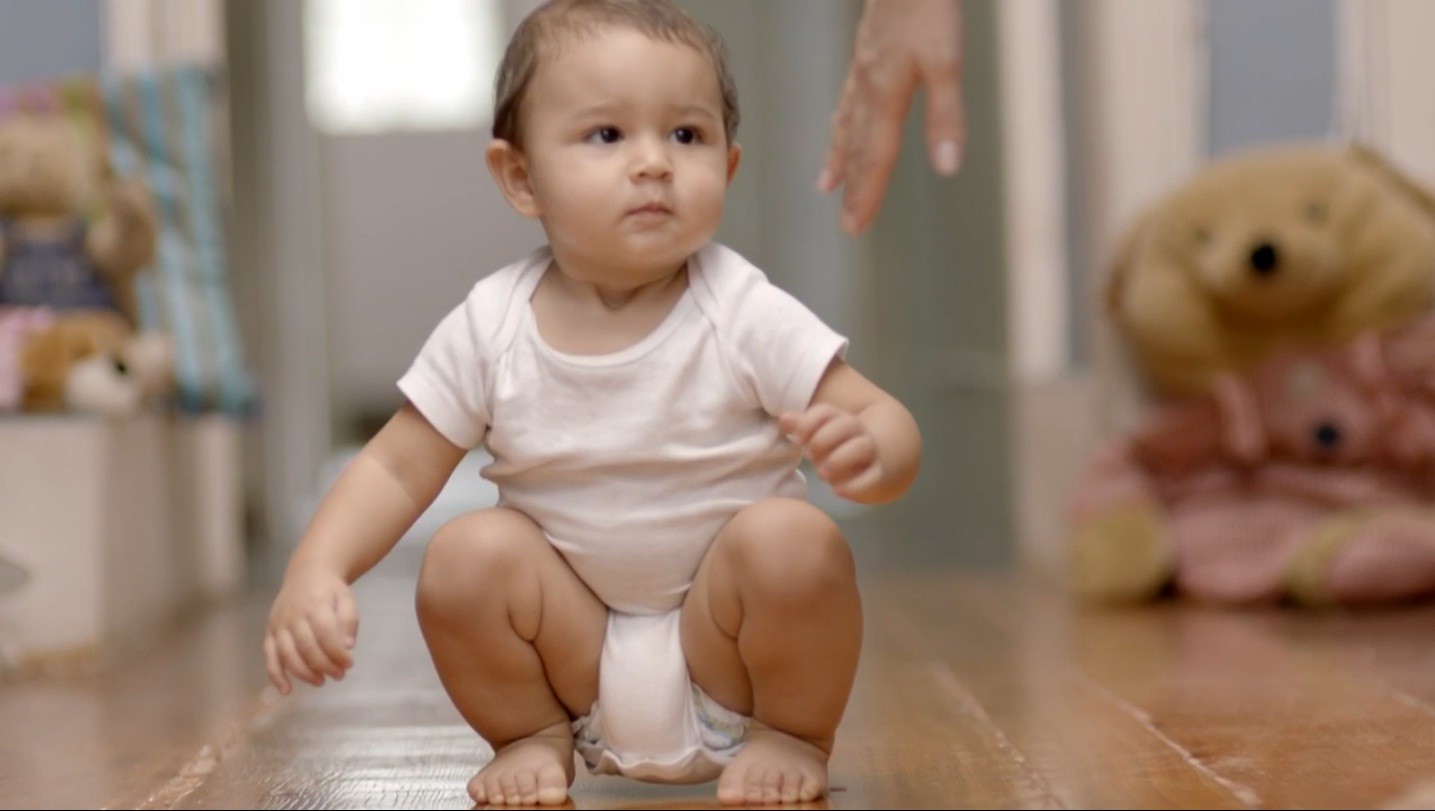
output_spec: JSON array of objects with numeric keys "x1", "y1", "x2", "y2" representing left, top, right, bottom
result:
[{"x1": 571, "y1": 610, "x2": 749, "y2": 783}]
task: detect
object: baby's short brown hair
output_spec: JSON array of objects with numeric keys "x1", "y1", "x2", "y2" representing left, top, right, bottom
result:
[{"x1": 492, "y1": 0, "x2": 739, "y2": 148}]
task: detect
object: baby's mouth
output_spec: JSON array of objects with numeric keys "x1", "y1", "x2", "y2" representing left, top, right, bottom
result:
[{"x1": 628, "y1": 203, "x2": 673, "y2": 217}]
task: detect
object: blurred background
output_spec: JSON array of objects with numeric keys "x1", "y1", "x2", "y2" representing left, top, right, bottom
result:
[{"x1": 3, "y1": 0, "x2": 1434, "y2": 630}]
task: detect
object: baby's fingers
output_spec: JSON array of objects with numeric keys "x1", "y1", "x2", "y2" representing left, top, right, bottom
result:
[
  {"x1": 292, "y1": 621, "x2": 347, "y2": 680},
  {"x1": 780, "y1": 405, "x2": 840, "y2": 447},
  {"x1": 834, "y1": 463, "x2": 886, "y2": 501},
  {"x1": 816, "y1": 434, "x2": 878, "y2": 484},
  {"x1": 275, "y1": 627, "x2": 324, "y2": 688},
  {"x1": 264, "y1": 633, "x2": 293, "y2": 696},
  {"x1": 805, "y1": 415, "x2": 864, "y2": 463},
  {"x1": 335, "y1": 588, "x2": 359, "y2": 652},
  {"x1": 309, "y1": 602, "x2": 357, "y2": 674}
]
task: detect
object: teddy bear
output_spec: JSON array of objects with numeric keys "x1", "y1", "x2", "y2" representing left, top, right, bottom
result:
[
  {"x1": 1069, "y1": 142, "x2": 1435, "y2": 605},
  {"x1": 0, "y1": 112, "x2": 173, "y2": 414},
  {"x1": 11, "y1": 308, "x2": 174, "y2": 414},
  {"x1": 1106, "y1": 142, "x2": 1435, "y2": 399},
  {"x1": 1071, "y1": 316, "x2": 1435, "y2": 606},
  {"x1": 0, "y1": 113, "x2": 158, "y2": 325}
]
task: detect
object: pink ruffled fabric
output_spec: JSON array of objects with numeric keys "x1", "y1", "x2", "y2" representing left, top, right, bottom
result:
[{"x1": 1072, "y1": 314, "x2": 1435, "y2": 603}]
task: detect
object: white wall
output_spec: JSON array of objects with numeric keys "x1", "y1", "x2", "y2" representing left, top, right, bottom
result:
[
  {"x1": 1015, "y1": 0, "x2": 1207, "y2": 576},
  {"x1": 321, "y1": 132, "x2": 543, "y2": 429},
  {"x1": 1339, "y1": 0, "x2": 1435, "y2": 185},
  {"x1": 320, "y1": 0, "x2": 545, "y2": 433}
]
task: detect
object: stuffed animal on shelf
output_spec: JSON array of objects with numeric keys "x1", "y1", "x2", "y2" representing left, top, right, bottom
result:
[
  {"x1": 0, "y1": 113, "x2": 158, "y2": 323},
  {"x1": 1072, "y1": 316, "x2": 1435, "y2": 606},
  {"x1": 1069, "y1": 142, "x2": 1435, "y2": 605},
  {"x1": 11, "y1": 308, "x2": 173, "y2": 415},
  {"x1": 1107, "y1": 142, "x2": 1435, "y2": 399},
  {"x1": 0, "y1": 113, "x2": 173, "y2": 414}
]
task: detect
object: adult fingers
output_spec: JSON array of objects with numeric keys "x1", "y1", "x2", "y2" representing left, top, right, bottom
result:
[
  {"x1": 818, "y1": 75, "x2": 858, "y2": 194},
  {"x1": 837, "y1": 86, "x2": 911, "y2": 235},
  {"x1": 922, "y1": 55, "x2": 965, "y2": 177}
]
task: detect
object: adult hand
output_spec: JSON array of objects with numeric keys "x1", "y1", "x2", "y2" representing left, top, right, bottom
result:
[{"x1": 819, "y1": 0, "x2": 966, "y2": 235}]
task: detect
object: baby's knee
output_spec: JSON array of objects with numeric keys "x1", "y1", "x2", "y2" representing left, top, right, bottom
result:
[
  {"x1": 722, "y1": 499, "x2": 854, "y2": 598},
  {"x1": 417, "y1": 508, "x2": 542, "y2": 613}
]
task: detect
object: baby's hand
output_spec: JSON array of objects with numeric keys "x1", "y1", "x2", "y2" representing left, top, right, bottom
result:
[
  {"x1": 780, "y1": 403, "x2": 883, "y2": 500},
  {"x1": 263, "y1": 565, "x2": 358, "y2": 695}
]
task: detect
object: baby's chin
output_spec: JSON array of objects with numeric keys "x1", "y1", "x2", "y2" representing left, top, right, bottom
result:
[{"x1": 568, "y1": 232, "x2": 711, "y2": 269}]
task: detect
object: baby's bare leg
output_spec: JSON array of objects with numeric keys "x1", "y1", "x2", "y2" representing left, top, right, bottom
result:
[
  {"x1": 416, "y1": 508, "x2": 606, "y2": 806},
  {"x1": 681, "y1": 498, "x2": 862, "y2": 805}
]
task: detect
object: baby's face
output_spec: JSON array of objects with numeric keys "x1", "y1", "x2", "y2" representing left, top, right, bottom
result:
[{"x1": 516, "y1": 27, "x2": 737, "y2": 286}]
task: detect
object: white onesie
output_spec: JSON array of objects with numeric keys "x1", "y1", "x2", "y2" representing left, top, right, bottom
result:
[{"x1": 397, "y1": 240, "x2": 848, "y2": 782}]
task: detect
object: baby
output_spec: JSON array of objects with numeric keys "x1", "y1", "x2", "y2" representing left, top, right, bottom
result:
[{"x1": 262, "y1": 0, "x2": 922, "y2": 805}]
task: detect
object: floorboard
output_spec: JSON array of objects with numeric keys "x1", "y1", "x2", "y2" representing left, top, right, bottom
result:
[{"x1": 7, "y1": 546, "x2": 1435, "y2": 809}]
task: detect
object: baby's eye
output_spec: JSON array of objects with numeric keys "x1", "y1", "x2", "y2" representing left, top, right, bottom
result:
[
  {"x1": 586, "y1": 126, "x2": 621, "y2": 144},
  {"x1": 671, "y1": 127, "x2": 700, "y2": 145},
  {"x1": 1305, "y1": 200, "x2": 1327, "y2": 224}
]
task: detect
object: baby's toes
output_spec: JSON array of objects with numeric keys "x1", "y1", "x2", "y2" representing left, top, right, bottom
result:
[
  {"x1": 780, "y1": 773, "x2": 806, "y2": 804},
  {"x1": 467, "y1": 772, "x2": 491, "y2": 804},
  {"x1": 534, "y1": 762, "x2": 569, "y2": 805}
]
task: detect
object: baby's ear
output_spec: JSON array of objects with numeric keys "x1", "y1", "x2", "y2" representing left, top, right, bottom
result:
[{"x1": 485, "y1": 139, "x2": 539, "y2": 219}]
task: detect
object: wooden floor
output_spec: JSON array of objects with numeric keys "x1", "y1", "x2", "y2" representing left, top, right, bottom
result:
[{"x1": 7, "y1": 543, "x2": 1435, "y2": 810}]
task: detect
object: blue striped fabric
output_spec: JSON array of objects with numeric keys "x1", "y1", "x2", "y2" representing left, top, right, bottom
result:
[{"x1": 98, "y1": 65, "x2": 256, "y2": 415}]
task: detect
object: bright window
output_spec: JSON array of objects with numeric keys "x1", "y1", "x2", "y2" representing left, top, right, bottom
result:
[{"x1": 304, "y1": 0, "x2": 504, "y2": 134}]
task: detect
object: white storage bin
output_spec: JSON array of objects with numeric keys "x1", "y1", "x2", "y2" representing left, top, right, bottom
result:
[{"x1": 0, "y1": 413, "x2": 244, "y2": 669}]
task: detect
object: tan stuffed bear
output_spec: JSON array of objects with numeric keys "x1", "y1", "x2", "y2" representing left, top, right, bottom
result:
[
  {"x1": 17, "y1": 310, "x2": 173, "y2": 414},
  {"x1": 1069, "y1": 142, "x2": 1435, "y2": 605},
  {"x1": 1108, "y1": 142, "x2": 1435, "y2": 400},
  {"x1": 0, "y1": 113, "x2": 173, "y2": 414},
  {"x1": 0, "y1": 113, "x2": 158, "y2": 327}
]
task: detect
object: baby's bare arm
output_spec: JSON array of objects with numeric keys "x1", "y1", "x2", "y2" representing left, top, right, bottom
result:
[
  {"x1": 287, "y1": 402, "x2": 467, "y2": 582},
  {"x1": 780, "y1": 359, "x2": 921, "y2": 505},
  {"x1": 265, "y1": 402, "x2": 468, "y2": 694}
]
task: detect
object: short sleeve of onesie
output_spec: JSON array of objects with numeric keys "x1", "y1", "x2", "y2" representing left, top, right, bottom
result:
[
  {"x1": 397, "y1": 287, "x2": 495, "y2": 449},
  {"x1": 699, "y1": 244, "x2": 850, "y2": 416}
]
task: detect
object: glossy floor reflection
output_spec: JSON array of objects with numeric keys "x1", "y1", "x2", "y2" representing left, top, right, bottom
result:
[{"x1": 7, "y1": 546, "x2": 1435, "y2": 808}]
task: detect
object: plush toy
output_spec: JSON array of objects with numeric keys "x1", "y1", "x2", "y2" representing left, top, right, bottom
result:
[
  {"x1": 1070, "y1": 142, "x2": 1435, "y2": 605},
  {"x1": 1072, "y1": 316, "x2": 1435, "y2": 606},
  {"x1": 0, "y1": 113, "x2": 158, "y2": 324},
  {"x1": 13, "y1": 308, "x2": 173, "y2": 414},
  {"x1": 1107, "y1": 142, "x2": 1435, "y2": 399},
  {"x1": 0, "y1": 113, "x2": 172, "y2": 414}
]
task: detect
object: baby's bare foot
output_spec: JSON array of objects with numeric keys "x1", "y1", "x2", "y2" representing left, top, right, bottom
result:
[
  {"x1": 469, "y1": 724, "x2": 575, "y2": 806},
  {"x1": 717, "y1": 724, "x2": 830, "y2": 805}
]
